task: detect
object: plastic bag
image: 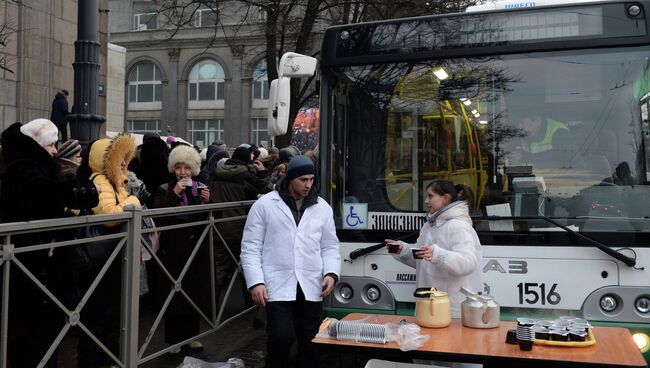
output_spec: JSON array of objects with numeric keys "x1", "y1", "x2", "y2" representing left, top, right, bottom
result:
[
  {"x1": 385, "y1": 321, "x2": 430, "y2": 351},
  {"x1": 176, "y1": 356, "x2": 240, "y2": 368},
  {"x1": 318, "y1": 317, "x2": 429, "y2": 351},
  {"x1": 317, "y1": 316, "x2": 374, "y2": 339}
]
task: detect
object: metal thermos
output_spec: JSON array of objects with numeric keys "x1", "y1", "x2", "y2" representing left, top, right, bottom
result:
[{"x1": 460, "y1": 287, "x2": 500, "y2": 329}]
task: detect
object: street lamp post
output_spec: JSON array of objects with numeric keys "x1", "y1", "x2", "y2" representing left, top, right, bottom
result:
[{"x1": 67, "y1": 0, "x2": 105, "y2": 146}]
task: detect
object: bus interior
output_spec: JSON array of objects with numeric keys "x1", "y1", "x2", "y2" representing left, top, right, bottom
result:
[{"x1": 330, "y1": 47, "x2": 650, "y2": 235}]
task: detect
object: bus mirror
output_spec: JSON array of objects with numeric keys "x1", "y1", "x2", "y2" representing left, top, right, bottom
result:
[
  {"x1": 279, "y1": 52, "x2": 317, "y2": 78},
  {"x1": 268, "y1": 78, "x2": 291, "y2": 136}
]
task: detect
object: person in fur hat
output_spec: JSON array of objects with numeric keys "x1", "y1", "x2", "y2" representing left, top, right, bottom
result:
[
  {"x1": 77, "y1": 134, "x2": 141, "y2": 367},
  {"x1": 152, "y1": 144, "x2": 211, "y2": 353},
  {"x1": 0, "y1": 119, "x2": 68, "y2": 368},
  {"x1": 88, "y1": 134, "x2": 141, "y2": 216},
  {"x1": 1, "y1": 119, "x2": 63, "y2": 221}
]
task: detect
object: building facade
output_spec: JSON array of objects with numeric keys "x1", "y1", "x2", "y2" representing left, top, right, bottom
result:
[
  {"x1": 108, "y1": 0, "x2": 287, "y2": 149},
  {"x1": 0, "y1": 0, "x2": 110, "y2": 133}
]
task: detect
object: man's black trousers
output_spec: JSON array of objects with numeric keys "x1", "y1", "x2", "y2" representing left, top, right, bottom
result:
[{"x1": 265, "y1": 283, "x2": 322, "y2": 368}]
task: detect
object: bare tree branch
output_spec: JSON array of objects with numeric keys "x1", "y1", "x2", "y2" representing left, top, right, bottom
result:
[{"x1": 140, "y1": 0, "x2": 479, "y2": 146}]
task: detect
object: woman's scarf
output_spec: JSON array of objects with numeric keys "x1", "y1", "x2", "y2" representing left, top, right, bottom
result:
[
  {"x1": 178, "y1": 181, "x2": 198, "y2": 207},
  {"x1": 426, "y1": 200, "x2": 464, "y2": 225}
]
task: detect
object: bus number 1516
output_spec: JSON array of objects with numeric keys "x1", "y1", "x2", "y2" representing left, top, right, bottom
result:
[{"x1": 517, "y1": 283, "x2": 561, "y2": 305}]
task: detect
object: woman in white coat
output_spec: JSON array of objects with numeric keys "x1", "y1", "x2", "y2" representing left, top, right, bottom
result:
[{"x1": 387, "y1": 179, "x2": 483, "y2": 318}]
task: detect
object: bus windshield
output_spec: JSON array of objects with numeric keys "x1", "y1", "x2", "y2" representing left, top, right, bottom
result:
[{"x1": 329, "y1": 47, "x2": 650, "y2": 233}]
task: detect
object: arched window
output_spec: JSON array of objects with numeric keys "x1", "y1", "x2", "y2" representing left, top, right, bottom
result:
[
  {"x1": 127, "y1": 61, "x2": 162, "y2": 110},
  {"x1": 252, "y1": 59, "x2": 270, "y2": 103},
  {"x1": 188, "y1": 59, "x2": 225, "y2": 109}
]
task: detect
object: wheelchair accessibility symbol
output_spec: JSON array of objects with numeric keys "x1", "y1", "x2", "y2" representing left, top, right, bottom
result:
[{"x1": 343, "y1": 203, "x2": 368, "y2": 229}]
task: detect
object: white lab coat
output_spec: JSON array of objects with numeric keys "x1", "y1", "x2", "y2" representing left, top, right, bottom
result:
[
  {"x1": 392, "y1": 201, "x2": 483, "y2": 318},
  {"x1": 241, "y1": 190, "x2": 341, "y2": 302}
]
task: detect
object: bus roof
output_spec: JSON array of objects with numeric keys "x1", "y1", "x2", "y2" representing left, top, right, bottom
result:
[{"x1": 466, "y1": 0, "x2": 609, "y2": 12}]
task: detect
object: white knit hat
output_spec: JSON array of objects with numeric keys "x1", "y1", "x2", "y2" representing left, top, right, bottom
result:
[
  {"x1": 257, "y1": 147, "x2": 269, "y2": 159},
  {"x1": 20, "y1": 119, "x2": 59, "y2": 147}
]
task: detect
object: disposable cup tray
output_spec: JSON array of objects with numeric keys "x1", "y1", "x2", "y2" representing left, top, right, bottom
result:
[{"x1": 534, "y1": 329, "x2": 596, "y2": 347}]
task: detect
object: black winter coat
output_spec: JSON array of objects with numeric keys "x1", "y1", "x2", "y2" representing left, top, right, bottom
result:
[
  {"x1": 151, "y1": 180, "x2": 210, "y2": 324},
  {"x1": 1, "y1": 122, "x2": 71, "y2": 226},
  {"x1": 137, "y1": 137, "x2": 171, "y2": 207},
  {"x1": 209, "y1": 158, "x2": 272, "y2": 245},
  {"x1": 50, "y1": 93, "x2": 69, "y2": 126}
]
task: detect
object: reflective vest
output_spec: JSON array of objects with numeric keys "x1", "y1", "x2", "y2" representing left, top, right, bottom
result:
[{"x1": 529, "y1": 119, "x2": 568, "y2": 154}]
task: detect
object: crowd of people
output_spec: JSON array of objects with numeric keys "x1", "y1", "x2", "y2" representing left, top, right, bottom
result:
[
  {"x1": 0, "y1": 117, "x2": 484, "y2": 368},
  {"x1": 0, "y1": 117, "x2": 322, "y2": 367}
]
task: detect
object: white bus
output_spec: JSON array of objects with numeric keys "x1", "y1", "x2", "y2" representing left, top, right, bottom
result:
[{"x1": 269, "y1": 0, "x2": 650, "y2": 358}]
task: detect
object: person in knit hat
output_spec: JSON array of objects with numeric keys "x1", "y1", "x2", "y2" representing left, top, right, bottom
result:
[
  {"x1": 257, "y1": 147, "x2": 269, "y2": 160},
  {"x1": 56, "y1": 138, "x2": 99, "y2": 216},
  {"x1": 57, "y1": 139, "x2": 82, "y2": 165},
  {"x1": 283, "y1": 155, "x2": 316, "y2": 182},
  {"x1": 151, "y1": 144, "x2": 210, "y2": 354},
  {"x1": 231, "y1": 146, "x2": 253, "y2": 164},
  {"x1": 241, "y1": 154, "x2": 340, "y2": 368}
]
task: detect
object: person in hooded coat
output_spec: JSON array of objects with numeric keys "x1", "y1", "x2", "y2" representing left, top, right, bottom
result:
[
  {"x1": 135, "y1": 132, "x2": 171, "y2": 208},
  {"x1": 198, "y1": 142, "x2": 221, "y2": 183},
  {"x1": 0, "y1": 119, "x2": 66, "y2": 368},
  {"x1": 50, "y1": 90, "x2": 69, "y2": 141},
  {"x1": 209, "y1": 146, "x2": 272, "y2": 286},
  {"x1": 77, "y1": 134, "x2": 141, "y2": 367},
  {"x1": 152, "y1": 144, "x2": 211, "y2": 353}
]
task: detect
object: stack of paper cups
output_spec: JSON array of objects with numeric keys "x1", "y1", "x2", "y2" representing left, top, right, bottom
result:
[{"x1": 516, "y1": 318, "x2": 535, "y2": 351}]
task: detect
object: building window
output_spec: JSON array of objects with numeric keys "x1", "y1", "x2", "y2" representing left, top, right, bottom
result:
[
  {"x1": 194, "y1": 9, "x2": 218, "y2": 27},
  {"x1": 188, "y1": 59, "x2": 225, "y2": 109},
  {"x1": 249, "y1": 6, "x2": 267, "y2": 23},
  {"x1": 188, "y1": 119, "x2": 224, "y2": 148},
  {"x1": 134, "y1": 13, "x2": 158, "y2": 31},
  {"x1": 250, "y1": 118, "x2": 268, "y2": 146},
  {"x1": 252, "y1": 60, "x2": 270, "y2": 100},
  {"x1": 252, "y1": 79, "x2": 269, "y2": 100},
  {"x1": 252, "y1": 59, "x2": 273, "y2": 109},
  {"x1": 128, "y1": 62, "x2": 163, "y2": 110},
  {"x1": 127, "y1": 120, "x2": 160, "y2": 134}
]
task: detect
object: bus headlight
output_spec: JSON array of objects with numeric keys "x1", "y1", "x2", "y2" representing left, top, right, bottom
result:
[
  {"x1": 600, "y1": 295, "x2": 618, "y2": 312},
  {"x1": 635, "y1": 296, "x2": 650, "y2": 314},
  {"x1": 366, "y1": 286, "x2": 380, "y2": 302},
  {"x1": 628, "y1": 4, "x2": 642, "y2": 17},
  {"x1": 633, "y1": 333, "x2": 650, "y2": 353},
  {"x1": 339, "y1": 285, "x2": 353, "y2": 300}
]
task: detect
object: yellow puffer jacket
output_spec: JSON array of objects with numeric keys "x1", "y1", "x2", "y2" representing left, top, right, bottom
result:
[{"x1": 88, "y1": 135, "x2": 141, "y2": 223}]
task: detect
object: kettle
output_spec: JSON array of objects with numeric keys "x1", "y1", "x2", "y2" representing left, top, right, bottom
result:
[
  {"x1": 414, "y1": 287, "x2": 451, "y2": 328},
  {"x1": 460, "y1": 287, "x2": 500, "y2": 329}
]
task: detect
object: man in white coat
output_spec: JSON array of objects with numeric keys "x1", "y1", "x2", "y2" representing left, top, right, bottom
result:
[{"x1": 241, "y1": 155, "x2": 340, "y2": 368}]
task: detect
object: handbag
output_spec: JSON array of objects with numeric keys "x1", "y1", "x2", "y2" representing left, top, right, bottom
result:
[
  {"x1": 73, "y1": 174, "x2": 125, "y2": 268},
  {"x1": 139, "y1": 204, "x2": 159, "y2": 261},
  {"x1": 78, "y1": 223, "x2": 123, "y2": 261}
]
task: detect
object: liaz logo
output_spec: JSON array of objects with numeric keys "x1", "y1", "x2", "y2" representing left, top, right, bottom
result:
[
  {"x1": 483, "y1": 260, "x2": 528, "y2": 274},
  {"x1": 396, "y1": 273, "x2": 416, "y2": 281}
]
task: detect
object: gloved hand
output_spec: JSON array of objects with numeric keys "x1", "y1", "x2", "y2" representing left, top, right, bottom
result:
[{"x1": 135, "y1": 184, "x2": 151, "y2": 203}]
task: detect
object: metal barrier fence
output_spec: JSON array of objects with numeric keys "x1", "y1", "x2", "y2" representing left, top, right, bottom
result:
[{"x1": 0, "y1": 200, "x2": 255, "y2": 368}]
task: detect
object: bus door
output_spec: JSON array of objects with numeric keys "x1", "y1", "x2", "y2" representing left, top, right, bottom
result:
[{"x1": 387, "y1": 107, "x2": 486, "y2": 210}]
